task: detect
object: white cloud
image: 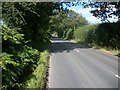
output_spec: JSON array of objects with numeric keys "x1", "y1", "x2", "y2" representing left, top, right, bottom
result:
[
  {"x1": 108, "y1": 16, "x2": 118, "y2": 22},
  {"x1": 70, "y1": 8, "x2": 95, "y2": 15},
  {"x1": 69, "y1": 7, "x2": 118, "y2": 24},
  {"x1": 69, "y1": 8, "x2": 101, "y2": 24},
  {"x1": 77, "y1": 8, "x2": 91, "y2": 15},
  {"x1": 86, "y1": 16, "x2": 101, "y2": 24}
]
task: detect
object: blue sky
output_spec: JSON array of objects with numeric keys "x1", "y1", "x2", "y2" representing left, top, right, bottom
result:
[
  {"x1": 63, "y1": 3, "x2": 118, "y2": 24},
  {"x1": 63, "y1": 3, "x2": 102, "y2": 24}
]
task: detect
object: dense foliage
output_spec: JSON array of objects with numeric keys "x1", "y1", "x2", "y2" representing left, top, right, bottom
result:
[
  {"x1": 1, "y1": 2, "x2": 62, "y2": 89},
  {"x1": 64, "y1": 2, "x2": 120, "y2": 23},
  {"x1": 84, "y1": 2, "x2": 120, "y2": 23},
  {"x1": 74, "y1": 23, "x2": 120, "y2": 50},
  {"x1": 25, "y1": 50, "x2": 49, "y2": 89},
  {"x1": 50, "y1": 10, "x2": 88, "y2": 39},
  {"x1": 1, "y1": 26, "x2": 40, "y2": 89},
  {"x1": 1, "y1": 2, "x2": 120, "y2": 89},
  {"x1": 2, "y1": 2, "x2": 61, "y2": 51}
]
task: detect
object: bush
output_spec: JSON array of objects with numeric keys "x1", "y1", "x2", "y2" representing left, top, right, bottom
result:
[
  {"x1": 25, "y1": 50, "x2": 49, "y2": 89},
  {"x1": 74, "y1": 25, "x2": 97, "y2": 42},
  {"x1": 73, "y1": 23, "x2": 120, "y2": 50},
  {"x1": 1, "y1": 26, "x2": 41, "y2": 89}
]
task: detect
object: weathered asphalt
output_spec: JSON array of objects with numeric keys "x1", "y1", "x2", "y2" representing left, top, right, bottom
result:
[{"x1": 49, "y1": 38, "x2": 119, "y2": 88}]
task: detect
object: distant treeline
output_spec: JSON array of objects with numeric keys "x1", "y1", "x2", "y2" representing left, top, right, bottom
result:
[
  {"x1": 52, "y1": 10, "x2": 120, "y2": 50},
  {"x1": 74, "y1": 23, "x2": 120, "y2": 50}
]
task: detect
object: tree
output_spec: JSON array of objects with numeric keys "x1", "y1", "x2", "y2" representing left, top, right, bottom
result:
[
  {"x1": 1, "y1": 2, "x2": 64, "y2": 89},
  {"x1": 83, "y1": 2, "x2": 120, "y2": 23},
  {"x1": 2, "y1": 2, "x2": 61, "y2": 50},
  {"x1": 63, "y1": 2, "x2": 120, "y2": 23},
  {"x1": 49, "y1": 9, "x2": 88, "y2": 38}
]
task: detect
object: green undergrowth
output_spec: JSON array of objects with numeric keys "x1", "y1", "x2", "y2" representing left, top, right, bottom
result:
[
  {"x1": 89, "y1": 43, "x2": 119, "y2": 56},
  {"x1": 73, "y1": 39, "x2": 119, "y2": 56},
  {"x1": 73, "y1": 23, "x2": 120, "y2": 56},
  {"x1": 1, "y1": 26, "x2": 50, "y2": 89},
  {"x1": 24, "y1": 50, "x2": 49, "y2": 89}
]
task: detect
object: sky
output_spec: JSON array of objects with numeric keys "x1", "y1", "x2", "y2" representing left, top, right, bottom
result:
[
  {"x1": 68, "y1": 7, "x2": 102, "y2": 24},
  {"x1": 63, "y1": 3, "x2": 118, "y2": 24}
]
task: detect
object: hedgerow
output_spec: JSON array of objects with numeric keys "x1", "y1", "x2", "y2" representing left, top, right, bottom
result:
[{"x1": 1, "y1": 26, "x2": 41, "y2": 89}]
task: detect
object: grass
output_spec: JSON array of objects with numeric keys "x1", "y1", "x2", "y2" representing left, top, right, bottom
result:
[
  {"x1": 24, "y1": 50, "x2": 49, "y2": 89},
  {"x1": 73, "y1": 23, "x2": 120, "y2": 56},
  {"x1": 92, "y1": 44, "x2": 119, "y2": 56},
  {"x1": 86, "y1": 42, "x2": 119, "y2": 56},
  {"x1": 72, "y1": 39, "x2": 119, "y2": 56},
  {"x1": 100, "y1": 48, "x2": 119, "y2": 56}
]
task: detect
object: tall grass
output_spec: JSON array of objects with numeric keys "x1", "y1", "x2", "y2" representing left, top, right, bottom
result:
[{"x1": 24, "y1": 50, "x2": 49, "y2": 89}]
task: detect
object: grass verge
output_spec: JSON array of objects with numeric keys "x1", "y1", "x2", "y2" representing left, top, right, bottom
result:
[
  {"x1": 72, "y1": 39, "x2": 119, "y2": 56},
  {"x1": 24, "y1": 50, "x2": 49, "y2": 89},
  {"x1": 91, "y1": 44, "x2": 119, "y2": 56}
]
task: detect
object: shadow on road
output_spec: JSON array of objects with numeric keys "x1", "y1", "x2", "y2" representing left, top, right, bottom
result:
[{"x1": 50, "y1": 37, "x2": 90, "y2": 53}]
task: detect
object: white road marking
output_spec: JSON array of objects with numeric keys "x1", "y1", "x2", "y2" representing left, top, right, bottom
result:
[
  {"x1": 75, "y1": 48, "x2": 119, "y2": 79},
  {"x1": 108, "y1": 70, "x2": 120, "y2": 79},
  {"x1": 115, "y1": 75, "x2": 120, "y2": 78},
  {"x1": 75, "y1": 49, "x2": 79, "y2": 52}
]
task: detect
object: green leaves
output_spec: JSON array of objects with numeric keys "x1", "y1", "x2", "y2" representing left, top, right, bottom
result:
[
  {"x1": 1, "y1": 26, "x2": 41, "y2": 89},
  {"x1": 1, "y1": 2, "x2": 62, "y2": 89},
  {"x1": 2, "y1": 26, "x2": 24, "y2": 44},
  {"x1": 1, "y1": 45, "x2": 40, "y2": 89},
  {"x1": 2, "y1": 2, "x2": 61, "y2": 50},
  {"x1": 74, "y1": 23, "x2": 120, "y2": 50},
  {"x1": 1, "y1": 52, "x2": 19, "y2": 88},
  {"x1": 0, "y1": 53, "x2": 18, "y2": 70},
  {"x1": 49, "y1": 10, "x2": 88, "y2": 38}
]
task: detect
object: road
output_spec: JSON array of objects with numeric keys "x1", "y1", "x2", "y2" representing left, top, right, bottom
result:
[{"x1": 49, "y1": 38, "x2": 119, "y2": 88}]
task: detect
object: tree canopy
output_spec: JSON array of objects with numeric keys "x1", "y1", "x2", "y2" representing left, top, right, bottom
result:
[
  {"x1": 1, "y1": 2, "x2": 120, "y2": 89},
  {"x1": 1, "y1": 2, "x2": 63, "y2": 89},
  {"x1": 2, "y1": 2, "x2": 62, "y2": 50},
  {"x1": 49, "y1": 9, "x2": 88, "y2": 38},
  {"x1": 63, "y1": 2, "x2": 120, "y2": 23}
]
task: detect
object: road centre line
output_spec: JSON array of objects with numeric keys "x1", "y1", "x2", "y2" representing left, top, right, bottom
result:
[
  {"x1": 74, "y1": 50, "x2": 120, "y2": 79},
  {"x1": 75, "y1": 49, "x2": 79, "y2": 52},
  {"x1": 108, "y1": 70, "x2": 120, "y2": 78},
  {"x1": 115, "y1": 75, "x2": 120, "y2": 78},
  {"x1": 75, "y1": 48, "x2": 120, "y2": 79}
]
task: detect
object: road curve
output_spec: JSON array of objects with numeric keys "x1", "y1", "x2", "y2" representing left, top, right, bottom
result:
[{"x1": 49, "y1": 38, "x2": 119, "y2": 88}]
